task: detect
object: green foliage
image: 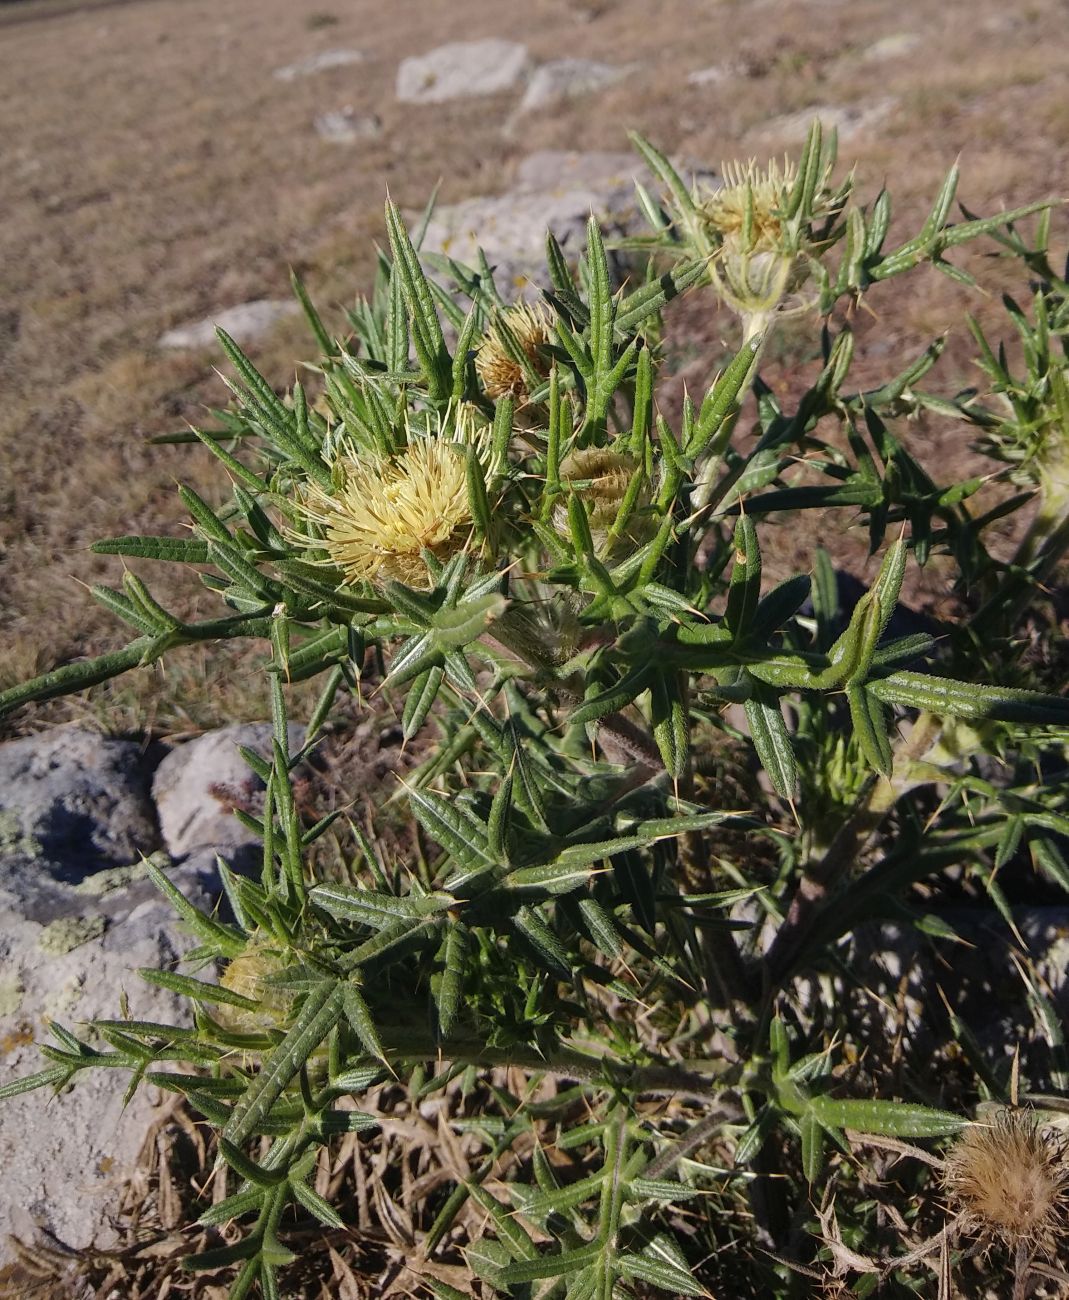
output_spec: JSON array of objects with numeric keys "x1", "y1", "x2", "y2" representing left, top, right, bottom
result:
[{"x1": 3, "y1": 124, "x2": 1068, "y2": 1297}]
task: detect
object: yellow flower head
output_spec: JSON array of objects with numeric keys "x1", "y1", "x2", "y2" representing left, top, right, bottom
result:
[
  {"x1": 475, "y1": 302, "x2": 552, "y2": 401},
  {"x1": 299, "y1": 411, "x2": 485, "y2": 589},
  {"x1": 700, "y1": 158, "x2": 797, "y2": 251}
]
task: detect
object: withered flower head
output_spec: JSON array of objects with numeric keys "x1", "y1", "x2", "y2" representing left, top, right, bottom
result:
[
  {"x1": 475, "y1": 302, "x2": 552, "y2": 401},
  {"x1": 298, "y1": 409, "x2": 486, "y2": 590},
  {"x1": 943, "y1": 1108, "x2": 1069, "y2": 1256},
  {"x1": 712, "y1": 236, "x2": 799, "y2": 322},
  {"x1": 552, "y1": 447, "x2": 651, "y2": 553},
  {"x1": 697, "y1": 159, "x2": 820, "y2": 330}
]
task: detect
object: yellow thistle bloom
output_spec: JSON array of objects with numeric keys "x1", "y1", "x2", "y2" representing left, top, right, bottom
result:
[
  {"x1": 475, "y1": 302, "x2": 552, "y2": 401},
  {"x1": 299, "y1": 420, "x2": 483, "y2": 589},
  {"x1": 700, "y1": 157, "x2": 797, "y2": 250}
]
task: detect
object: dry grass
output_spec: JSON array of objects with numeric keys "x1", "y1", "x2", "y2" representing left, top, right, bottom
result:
[
  {"x1": 0, "y1": 1078, "x2": 580, "y2": 1299},
  {"x1": 1, "y1": 0, "x2": 1066, "y2": 733}
]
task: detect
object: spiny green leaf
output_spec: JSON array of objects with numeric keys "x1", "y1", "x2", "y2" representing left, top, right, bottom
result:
[
  {"x1": 0, "y1": 1065, "x2": 72, "y2": 1101},
  {"x1": 871, "y1": 671, "x2": 1069, "y2": 725},
  {"x1": 310, "y1": 883, "x2": 454, "y2": 926},
  {"x1": 138, "y1": 969, "x2": 260, "y2": 1010},
  {"x1": 290, "y1": 1177, "x2": 345, "y2": 1228},
  {"x1": 384, "y1": 199, "x2": 450, "y2": 400},
  {"x1": 223, "y1": 981, "x2": 344, "y2": 1146},
  {"x1": 809, "y1": 1096, "x2": 965, "y2": 1136},
  {"x1": 498, "y1": 1242, "x2": 602, "y2": 1285},
  {"x1": 91, "y1": 536, "x2": 212, "y2": 564},
  {"x1": 218, "y1": 1138, "x2": 289, "y2": 1187},
  {"x1": 650, "y1": 670, "x2": 690, "y2": 780},
  {"x1": 144, "y1": 859, "x2": 246, "y2": 956},
  {"x1": 408, "y1": 787, "x2": 497, "y2": 880},
  {"x1": 513, "y1": 905, "x2": 571, "y2": 975},
  {"x1": 618, "y1": 1235, "x2": 704, "y2": 1296},
  {"x1": 342, "y1": 982, "x2": 387, "y2": 1061},
  {"x1": 744, "y1": 680, "x2": 797, "y2": 799},
  {"x1": 431, "y1": 593, "x2": 508, "y2": 648}
]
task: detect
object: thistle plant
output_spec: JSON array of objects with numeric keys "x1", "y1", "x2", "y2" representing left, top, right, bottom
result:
[{"x1": 3, "y1": 123, "x2": 1069, "y2": 1298}]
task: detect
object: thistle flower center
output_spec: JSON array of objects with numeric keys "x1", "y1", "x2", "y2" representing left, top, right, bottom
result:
[{"x1": 298, "y1": 433, "x2": 479, "y2": 589}]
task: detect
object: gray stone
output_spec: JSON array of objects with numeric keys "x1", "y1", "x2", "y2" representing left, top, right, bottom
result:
[
  {"x1": 0, "y1": 852, "x2": 211, "y2": 1263},
  {"x1": 0, "y1": 721, "x2": 317, "y2": 1263},
  {"x1": 158, "y1": 299, "x2": 299, "y2": 350},
  {"x1": 0, "y1": 727, "x2": 159, "y2": 924},
  {"x1": 152, "y1": 723, "x2": 306, "y2": 869},
  {"x1": 273, "y1": 48, "x2": 365, "y2": 81},
  {"x1": 420, "y1": 150, "x2": 712, "y2": 298},
  {"x1": 515, "y1": 58, "x2": 628, "y2": 113},
  {"x1": 396, "y1": 39, "x2": 531, "y2": 104},
  {"x1": 314, "y1": 107, "x2": 383, "y2": 143},
  {"x1": 748, "y1": 98, "x2": 896, "y2": 145}
]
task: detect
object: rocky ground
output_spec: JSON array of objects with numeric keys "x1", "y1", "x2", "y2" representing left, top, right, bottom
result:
[{"x1": 0, "y1": 715, "x2": 421, "y2": 1270}]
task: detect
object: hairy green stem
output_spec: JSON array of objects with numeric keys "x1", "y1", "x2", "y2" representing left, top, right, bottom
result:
[{"x1": 374, "y1": 1031, "x2": 739, "y2": 1105}]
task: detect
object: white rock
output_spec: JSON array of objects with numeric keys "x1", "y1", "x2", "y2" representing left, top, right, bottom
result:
[
  {"x1": 0, "y1": 724, "x2": 294, "y2": 1262},
  {"x1": 0, "y1": 807, "x2": 216, "y2": 1267},
  {"x1": 860, "y1": 32, "x2": 922, "y2": 62},
  {"x1": 0, "y1": 889, "x2": 200, "y2": 1263},
  {"x1": 273, "y1": 48, "x2": 365, "y2": 81},
  {"x1": 396, "y1": 39, "x2": 530, "y2": 104},
  {"x1": 152, "y1": 722, "x2": 306, "y2": 867},
  {"x1": 516, "y1": 58, "x2": 628, "y2": 113},
  {"x1": 314, "y1": 107, "x2": 383, "y2": 143},
  {"x1": 158, "y1": 299, "x2": 298, "y2": 350},
  {"x1": 419, "y1": 150, "x2": 713, "y2": 298}
]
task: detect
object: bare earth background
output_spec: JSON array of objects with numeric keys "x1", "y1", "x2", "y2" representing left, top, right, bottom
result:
[{"x1": 1, "y1": 0, "x2": 1067, "y2": 733}]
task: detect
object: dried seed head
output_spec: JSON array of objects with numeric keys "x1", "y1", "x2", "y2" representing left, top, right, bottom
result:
[
  {"x1": 943, "y1": 1108, "x2": 1069, "y2": 1255},
  {"x1": 697, "y1": 159, "x2": 823, "y2": 332},
  {"x1": 493, "y1": 594, "x2": 585, "y2": 669},
  {"x1": 297, "y1": 409, "x2": 487, "y2": 589},
  {"x1": 475, "y1": 302, "x2": 552, "y2": 401}
]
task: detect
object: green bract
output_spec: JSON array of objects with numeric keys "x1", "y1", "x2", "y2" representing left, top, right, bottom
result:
[{"x1": 3, "y1": 123, "x2": 1068, "y2": 1299}]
